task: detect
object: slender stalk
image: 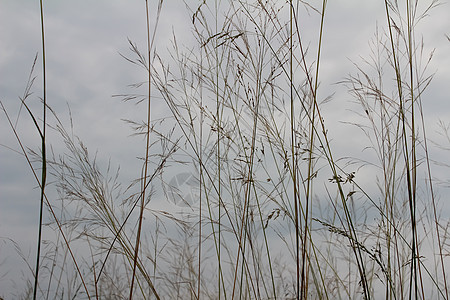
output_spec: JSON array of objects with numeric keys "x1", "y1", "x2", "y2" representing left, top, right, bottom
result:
[
  {"x1": 301, "y1": 1, "x2": 327, "y2": 297},
  {"x1": 419, "y1": 95, "x2": 448, "y2": 299},
  {"x1": 197, "y1": 56, "x2": 204, "y2": 300},
  {"x1": 288, "y1": 2, "x2": 301, "y2": 299},
  {"x1": 34, "y1": 1, "x2": 47, "y2": 298},
  {"x1": 213, "y1": 2, "x2": 224, "y2": 298},
  {"x1": 129, "y1": 1, "x2": 152, "y2": 298}
]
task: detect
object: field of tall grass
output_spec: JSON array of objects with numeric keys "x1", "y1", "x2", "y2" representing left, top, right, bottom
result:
[{"x1": 1, "y1": 0, "x2": 449, "y2": 299}]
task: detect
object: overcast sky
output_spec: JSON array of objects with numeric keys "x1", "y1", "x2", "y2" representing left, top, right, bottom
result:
[{"x1": 1, "y1": 0, "x2": 449, "y2": 297}]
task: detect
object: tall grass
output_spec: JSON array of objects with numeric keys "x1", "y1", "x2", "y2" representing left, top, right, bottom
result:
[{"x1": 1, "y1": 0, "x2": 448, "y2": 299}]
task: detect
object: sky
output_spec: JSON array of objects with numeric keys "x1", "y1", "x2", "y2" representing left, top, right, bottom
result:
[{"x1": 0, "y1": 0, "x2": 449, "y2": 297}]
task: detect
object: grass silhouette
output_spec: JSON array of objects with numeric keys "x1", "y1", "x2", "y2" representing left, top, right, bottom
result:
[{"x1": 1, "y1": 0, "x2": 448, "y2": 299}]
